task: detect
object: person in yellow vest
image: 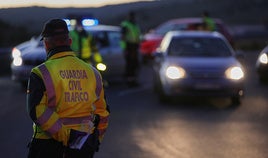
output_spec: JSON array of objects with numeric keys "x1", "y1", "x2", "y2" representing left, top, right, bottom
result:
[
  {"x1": 121, "y1": 11, "x2": 141, "y2": 87},
  {"x1": 202, "y1": 10, "x2": 216, "y2": 31},
  {"x1": 26, "y1": 19, "x2": 110, "y2": 158},
  {"x1": 69, "y1": 19, "x2": 103, "y2": 66}
]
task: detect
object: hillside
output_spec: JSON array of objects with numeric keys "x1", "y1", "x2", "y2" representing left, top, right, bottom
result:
[{"x1": 0, "y1": 0, "x2": 268, "y2": 34}]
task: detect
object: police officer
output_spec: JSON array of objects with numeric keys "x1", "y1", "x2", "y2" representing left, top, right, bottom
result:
[
  {"x1": 69, "y1": 18, "x2": 103, "y2": 66},
  {"x1": 202, "y1": 10, "x2": 216, "y2": 31},
  {"x1": 27, "y1": 19, "x2": 110, "y2": 158},
  {"x1": 121, "y1": 11, "x2": 141, "y2": 87}
]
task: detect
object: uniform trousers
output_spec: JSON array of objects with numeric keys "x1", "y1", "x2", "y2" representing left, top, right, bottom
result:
[
  {"x1": 27, "y1": 138, "x2": 95, "y2": 158},
  {"x1": 124, "y1": 42, "x2": 140, "y2": 84}
]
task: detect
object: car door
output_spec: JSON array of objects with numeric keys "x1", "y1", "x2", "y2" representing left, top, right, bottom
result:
[{"x1": 95, "y1": 30, "x2": 125, "y2": 77}]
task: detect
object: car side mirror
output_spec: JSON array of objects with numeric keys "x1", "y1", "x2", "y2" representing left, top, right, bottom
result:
[
  {"x1": 153, "y1": 51, "x2": 163, "y2": 57},
  {"x1": 153, "y1": 51, "x2": 164, "y2": 64}
]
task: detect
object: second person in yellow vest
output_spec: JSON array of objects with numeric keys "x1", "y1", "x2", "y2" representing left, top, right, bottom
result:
[
  {"x1": 69, "y1": 19, "x2": 103, "y2": 66},
  {"x1": 120, "y1": 11, "x2": 141, "y2": 87}
]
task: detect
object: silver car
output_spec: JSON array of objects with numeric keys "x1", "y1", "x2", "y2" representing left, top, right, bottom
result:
[
  {"x1": 11, "y1": 25, "x2": 124, "y2": 86},
  {"x1": 153, "y1": 31, "x2": 245, "y2": 105}
]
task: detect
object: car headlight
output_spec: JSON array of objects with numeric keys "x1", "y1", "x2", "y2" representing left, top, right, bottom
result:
[
  {"x1": 12, "y1": 48, "x2": 23, "y2": 66},
  {"x1": 258, "y1": 53, "x2": 268, "y2": 64},
  {"x1": 165, "y1": 66, "x2": 186, "y2": 79},
  {"x1": 225, "y1": 66, "x2": 244, "y2": 80},
  {"x1": 96, "y1": 63, "x2": 107, "y2": 71},
  {"x1": 12, "y1": 48, "x2": 21, "y2": 58},
  {"x1": 13, "y1": 56, "x2": 23, "y2": 66}
]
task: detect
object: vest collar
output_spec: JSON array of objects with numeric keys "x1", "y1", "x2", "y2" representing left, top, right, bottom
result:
[{"x1": 47, "y1": 46, "x2": 74, "y2": 60}]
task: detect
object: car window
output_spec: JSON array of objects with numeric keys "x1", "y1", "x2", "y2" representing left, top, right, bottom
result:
[
  {"x1": 173, "y1": 24, "x2": 189, "y2": 30},
  {"x1": 107, "y1": 31, "x2": 121, "y2": 47},
  {"x1": 91, "y1": 31, "x2": 109, "y2": 48},
  {"x1": 155, "y1": 22, "x2": 214, "y2": 35},
  {"x1": 155, "y1": 23, "x2": 187, "y2": 35},
  {"x1": 168, "y1": 37, "x2": 232, "y2": 57}
]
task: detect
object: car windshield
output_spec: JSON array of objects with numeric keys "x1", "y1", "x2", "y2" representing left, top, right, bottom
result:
[
  {"x1": 155, "y1": 23, "x2": 188, "y2": 35},
  {"x1": 154, "y1": 22, "x2": 225, "y2": 36},
  {"x1": 167, "y1": 37, "x2": 232, "y2": 57}
]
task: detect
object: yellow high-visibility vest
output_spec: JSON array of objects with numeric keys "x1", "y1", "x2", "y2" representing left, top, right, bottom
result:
[
  {"x1": 31, "y1": 51, "x2": 109, "y2": 145},
  {"x1": 70, "y1": 30, "x2": 103, "y2": 63},
  {"x1": 121, "y1": 21, "x2": 140, "y2": 44},
  {"x1": 203, "y1": 17, "x2": 216, "y2": 31}
]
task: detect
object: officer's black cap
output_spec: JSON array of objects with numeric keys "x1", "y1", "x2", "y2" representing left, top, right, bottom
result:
[{"x1": 40, "y1": 19, "x2": 69, "y2": 40}]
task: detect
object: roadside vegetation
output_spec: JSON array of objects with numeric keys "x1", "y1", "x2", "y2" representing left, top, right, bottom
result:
[{"x1": 0, "y1": 0, "x2": 268, "y2": 50}]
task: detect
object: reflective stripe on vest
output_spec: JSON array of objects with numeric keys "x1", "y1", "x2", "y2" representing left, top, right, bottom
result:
[
  {"x1": 39, "y1": 64, "x2": 56, "y2": 108},
  {"x1": 36, "y1": 107, "x2": 62, "y2": 135},
  {"x1": 35, "y1": 64, "x2": 59, "y2": 134},
  {"x1": 93, "y1": 68, "x2": 102, "y2": 99},
  {"x1": 60, "y1": 116, "x2": 93, "y2": 125}
]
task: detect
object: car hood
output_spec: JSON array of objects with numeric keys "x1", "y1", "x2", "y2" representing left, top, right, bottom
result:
[
  {"x1": 22, "y1": 46, "x2": 46, "y2": 61},
  {"x1": 164, "y1": 56, "x2": 241, "y2": 70}
]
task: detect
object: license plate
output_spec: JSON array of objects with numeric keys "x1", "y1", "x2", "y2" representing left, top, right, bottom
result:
[{"x1": 194, "y1": 83, "x2": 220, "y2": 90}]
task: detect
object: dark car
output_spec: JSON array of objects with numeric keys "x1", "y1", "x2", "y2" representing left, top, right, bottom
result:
[
  {"x1": 256, "y1": 45, "x2": 268, "y2": 83},
  {"x1": 11, "y1": 25, "x2": 124, "y2": 86},
  {"x1": 140, "y1": 17, "x2": 234, "y2": 63},
  {"x1": 153, "y1": 31, "x2": 244, "y2": 105}
]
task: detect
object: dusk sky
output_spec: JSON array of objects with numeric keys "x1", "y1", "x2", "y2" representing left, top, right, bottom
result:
[{"x1": 0, "y1": 0, "x2": 154, "y2": 8}]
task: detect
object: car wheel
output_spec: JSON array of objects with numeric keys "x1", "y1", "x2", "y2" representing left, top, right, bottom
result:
[
  {"x1": 158, "y1": 89, "x2": 168, "y2": 102},
  {"x1": 153, "y1": 71, "x2": 160, "y2": 91},
  {"x1": 231, "y1": 96, "x2": 241, "y2": 106},
  {"x1": 259, "y1": 75, "x2": 268, "y2": 84},
  {"x1": 153, "y1": 72, "x2": 169, "y2": 102},
  {"x1": 142, "y1": 55, "x2": 149, "y2": 64},
  {"x1": 156, "y1": 83, "x2": 169, "y2": 102}
]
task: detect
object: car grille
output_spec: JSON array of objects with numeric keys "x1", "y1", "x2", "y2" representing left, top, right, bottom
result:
[{"x1": 189, "y1": 69, "x2": 223, "y2": 79}]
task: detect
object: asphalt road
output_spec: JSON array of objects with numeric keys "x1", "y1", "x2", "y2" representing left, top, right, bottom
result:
[{"x1": 0, "y1": 51, "x2": 268, "y2": 158}]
